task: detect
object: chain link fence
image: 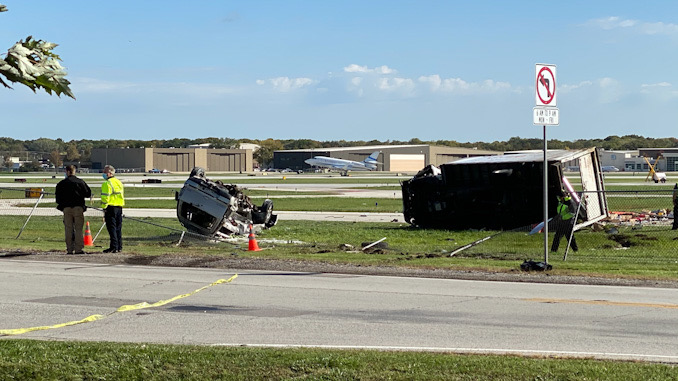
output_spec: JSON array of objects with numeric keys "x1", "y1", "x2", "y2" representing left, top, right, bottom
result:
[{"x1": 454, "y1": 189, "x2": 678, "y2": 263}]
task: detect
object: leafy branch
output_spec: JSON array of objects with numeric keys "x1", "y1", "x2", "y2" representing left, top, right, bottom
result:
[{"x1": 0, "y1": 4, "x2": 75, "y2": 99}]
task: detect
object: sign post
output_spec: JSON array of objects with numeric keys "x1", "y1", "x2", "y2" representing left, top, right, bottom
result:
[{"x1": 534, "y1": 64, "x2": 558, "y2": 265}]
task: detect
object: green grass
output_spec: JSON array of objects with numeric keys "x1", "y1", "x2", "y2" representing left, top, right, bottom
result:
[
  {"x1": 606, "y1": 195, "x2": 673, "y2": 211},
  {"x1": 0, "y1": 186, "x2": 333, "y2": 199},
  {"x1": 19, "y1": 197, "x2": 404, "y2": 212},
  {"x1": 0, "y1": 340, "x2": 674, "y2": 380},
  {"x1": 3, "y1": 216, "x2": 678, "y2": 280}
]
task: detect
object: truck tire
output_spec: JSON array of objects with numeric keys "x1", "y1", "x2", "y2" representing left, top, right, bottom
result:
[{"x1": 189, "y1": 167, "x2": 205, "y2": 179}]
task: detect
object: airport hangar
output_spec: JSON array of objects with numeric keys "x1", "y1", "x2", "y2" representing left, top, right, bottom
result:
[
  {"x1": 273, "y1": 145, "x2": 500, "y2": 172},
  {"x1": 90, "y1": 147, "x2": 254, "y2": 172}
]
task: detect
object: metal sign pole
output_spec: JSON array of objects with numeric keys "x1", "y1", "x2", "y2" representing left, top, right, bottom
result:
[{"x1": 543, "y1": 125, "x2": 548, "y2": 264}]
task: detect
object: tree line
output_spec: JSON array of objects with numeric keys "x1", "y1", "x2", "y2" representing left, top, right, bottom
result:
[{"x1": 1, "y1": 135, "x2": 677, "y2": 169}]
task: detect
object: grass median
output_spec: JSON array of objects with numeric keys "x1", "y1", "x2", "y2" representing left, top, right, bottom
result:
[
  {"x1": 0, "y1": 340, "x2": 674, "y2": 380},
  {"x1": 2, "y1": 216, "x2": 678, "y2": 280}
]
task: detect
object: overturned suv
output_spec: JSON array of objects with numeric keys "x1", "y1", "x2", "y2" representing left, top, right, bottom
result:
[{"x1": 176, "y1": 167, "x2": 277, "y2": 237}]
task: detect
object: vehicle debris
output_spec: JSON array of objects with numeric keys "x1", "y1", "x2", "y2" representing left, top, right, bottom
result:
[
  {"x1": 520, "y1": 260, "x2": 552, "y2": 272},
  {"x1": 176, "y1": 167, "x2": 277, "y2": 238},
  {"x1": 401, "y1": 148, "x2": 609, "y2": 231},
  {"x1": 361, "y1": 237, "x2": 387, "y2": 251}
]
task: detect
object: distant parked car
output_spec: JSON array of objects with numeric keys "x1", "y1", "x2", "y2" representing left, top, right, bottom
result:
[
  {"x1": 148, "y1": 168, "x2": 161, "y2": 173},
  {"x1": 601, "y1": 166, "x2": 620, "y2": 172}
]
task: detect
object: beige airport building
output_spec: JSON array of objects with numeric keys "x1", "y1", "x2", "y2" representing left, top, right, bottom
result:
[
  {"x1": 90, "y1": 148, "x2": 253, "y2": 172},
  {"x1": 273, "y1": 145, "x2": 500, "y2": 172}
]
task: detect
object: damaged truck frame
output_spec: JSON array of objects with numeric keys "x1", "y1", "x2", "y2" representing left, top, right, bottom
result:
[
  {"x1": 402, "y1": 148, "x2": 609, "y2": 231},
  {"x1": 175, "y1": 167, "x2": 277, "y2": 238}
]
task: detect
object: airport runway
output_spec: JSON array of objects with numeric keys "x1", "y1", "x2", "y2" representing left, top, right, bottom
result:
[{"x1": 1, "y1": 260, "x2": 677, "y2": 363}]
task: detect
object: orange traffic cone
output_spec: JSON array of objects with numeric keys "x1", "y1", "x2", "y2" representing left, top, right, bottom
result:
[
  {"x1": 247, "y1": 224, "x2": 261, "y2": 251},
  {"x1": 83, "y1": 221, "x2": 94, "y2": 246}
]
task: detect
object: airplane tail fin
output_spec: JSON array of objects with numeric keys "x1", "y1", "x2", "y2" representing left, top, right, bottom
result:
[
  {"x1": 365, "y1": 151, "x2": 381, "y2": 162},
  {"x1": 363, "y1": 151, "x2": 381, "y2": 169}
]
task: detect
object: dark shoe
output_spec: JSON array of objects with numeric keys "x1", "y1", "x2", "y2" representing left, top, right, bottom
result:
[
  {"x1": 75, "y1": 251, "x2": 86, "y2": 254},
  {"x1": 103, "y1": 248, "x2": 116, "y2": 253},
  {"x1": 67, "y1": 251, "x2": 74, "y2": 255}
]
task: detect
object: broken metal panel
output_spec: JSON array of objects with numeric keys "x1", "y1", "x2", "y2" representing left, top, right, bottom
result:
[
  {"x1": 401, "y1": 148, "x2": 608, "y2": 230},
  {"x1": 450, "y1": 148, "x2": 596, "y2": 165},
  {"x1": 574, "y1": 150, "x2": 608, "y2": 229},
  {"x1": 176, "y1": 167, "x2": 277, "y2": 237}
]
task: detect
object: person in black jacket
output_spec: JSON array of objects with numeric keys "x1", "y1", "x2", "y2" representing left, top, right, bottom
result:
[{"x1": 55, "y1": 165, "x2": 92, "y2": 254}]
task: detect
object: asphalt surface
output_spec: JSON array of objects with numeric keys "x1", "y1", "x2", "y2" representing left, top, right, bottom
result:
[{"x1": 1, "y1": 259, "x2": 677, "y2": 363}]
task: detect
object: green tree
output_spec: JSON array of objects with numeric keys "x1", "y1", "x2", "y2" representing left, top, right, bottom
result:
[
  {"x1": 2, "y1": 154, "x2": 13, "y2": 170},
  {"x1": 65, "y1": 142, "x2": 80, "y2": 161},
  {"x1": 26, "y1": 137, "x2": 58, "y2": 154},
  {"x1": 0, "y1": 5, "x2": 74, "y2": 98},
  {"x1": 48, "y1": 149, "x2": 62, "y2": 169},
  {"x1": 254, "y1": 139, "x2": 283, "y2": 167}
]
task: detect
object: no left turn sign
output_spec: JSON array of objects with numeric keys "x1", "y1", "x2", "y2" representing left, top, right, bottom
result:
[{"x1": 535, "y1": 64, "x2": 556, "y2": 107}]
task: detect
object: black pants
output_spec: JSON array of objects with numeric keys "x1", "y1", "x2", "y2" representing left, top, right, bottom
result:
[
  {"x1": 551, "y1": 218, "x2": 578, "y2": 252},
  {"x1": 104, "y1": 206, "x2": 123, "y2": 251},
  {"x1": 673, "y1": 202, "x2": 678, "y2": 230}
]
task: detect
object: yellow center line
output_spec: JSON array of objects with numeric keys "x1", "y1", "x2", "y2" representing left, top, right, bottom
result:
[{"x1": 525, "y1": 298, "x2": 678, "y2": 309}]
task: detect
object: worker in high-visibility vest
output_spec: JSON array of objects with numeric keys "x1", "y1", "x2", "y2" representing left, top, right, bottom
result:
[
  {"x1": 551, "y1": 193, "x2": 578, "y2": 252},
  {"x1": 101, "y1": 165, "x2": 125, "y2": 253}
]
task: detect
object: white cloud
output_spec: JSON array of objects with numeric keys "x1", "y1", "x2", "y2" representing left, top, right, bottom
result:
[
  {"x1": 418, "y1": 74, "x2": 510, "y2": 93},
  {"x1": 588, "y1": 16, "x2": 678, "y2": 36},
  {"x1": 73, "y1": 77, "x2": 237, "y2": 96},
  {"x1": 344, "y1": 64, "x2": 369, "y2": 73},
  {"x1": 256, "y1": 76, "x2": 315, "y2": 92},
  {"x1": 559, "y1": 81, "x2": 593, "y2": 93},
  {"x1": 641, "y1": 82, "x2": 671, "y2": 91},
  {"x1": 589, "y1": 16, "x2": 637, "y2": 30},
  {"x1": 374, "y1": 65, "x2": 395, "y2": 75},
  {"x1": 640, "y1": 21, "x2": 678, "y2": 35},
  {"x1": 640, "y1": 82, "x2": 678, "y2": 100},
  {"x1": 377, "y1": 77, "x2": 415, "y2": 92},
  {"x1": 597, "y1": 77, "x2": 625, "y2": 103},
  {"x1": 343, "y1": 64, "x2": 397, "y2": 74}
]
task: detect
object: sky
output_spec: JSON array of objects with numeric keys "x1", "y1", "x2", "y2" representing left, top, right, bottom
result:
[{"x1": 1, "y1": 1, "x2": 678, "y2": 143}]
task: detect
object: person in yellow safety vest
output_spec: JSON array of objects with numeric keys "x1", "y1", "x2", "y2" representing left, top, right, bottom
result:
[
  {"x1": 551, "y1": 193, "x2": 578, "y2": 252},
  {"x1": 101, "y1": 165, "x2": 125, "y2": 253}
]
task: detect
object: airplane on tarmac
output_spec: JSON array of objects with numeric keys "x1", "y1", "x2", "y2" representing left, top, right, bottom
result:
[{"x1": 304, "y1": 151, "x2": 381, "y2": 174}]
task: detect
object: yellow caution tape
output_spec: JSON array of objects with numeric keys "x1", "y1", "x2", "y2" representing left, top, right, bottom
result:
[
  {"x1": 0, "y1": 314, "x2": 106, "y2": 336},
  {"x1": 0, "y1": 275, "x2": 237, "y2": 336}
]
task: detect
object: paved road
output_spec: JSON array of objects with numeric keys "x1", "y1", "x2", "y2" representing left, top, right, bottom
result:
[{"x1": 1, "y1": 260, "x2": 676, "y2": 363}]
